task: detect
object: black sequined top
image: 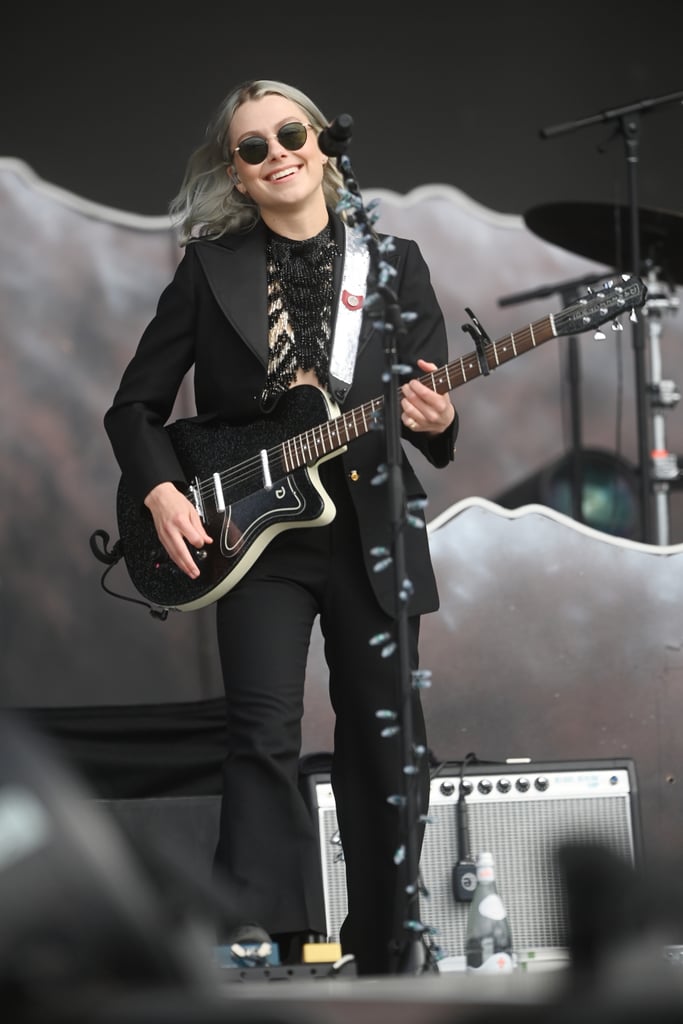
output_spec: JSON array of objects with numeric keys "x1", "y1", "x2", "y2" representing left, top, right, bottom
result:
[{"x1": 263, "y1": 223, "x2": 342, "y2": 404}]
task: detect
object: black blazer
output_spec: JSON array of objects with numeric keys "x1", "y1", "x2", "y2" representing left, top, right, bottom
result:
[{"x1": 104, "y1": 211, "x2": 457, "y2": 616}]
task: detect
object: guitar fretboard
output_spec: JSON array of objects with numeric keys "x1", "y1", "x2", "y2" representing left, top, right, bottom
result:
[
  {"x1": 199, "y1": 273, "x2": 644, "y2": 497},
  {"x1": 280, "y1": 312, "x2": 557, "y2": 472}
]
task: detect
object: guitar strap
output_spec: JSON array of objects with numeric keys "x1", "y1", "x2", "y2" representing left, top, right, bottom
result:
[{"x1": 327, "y1": 223, "x2": 370, "y2": 405}]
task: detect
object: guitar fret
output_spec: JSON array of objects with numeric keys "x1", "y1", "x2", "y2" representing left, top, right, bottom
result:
[
  {"x1": 309, "y1": 428, "x2": 322, "y2": 460},
  {"x1": 282, "y1": 438, "x2": 297, "y2": 473},
  {"x1": 529, "y1": 322, "x2": 536, "y2": 346},
  {"x1": 510, "y1": 331, "x2": 518, "y2": 355},
  {"x1": 371, "y1": 398, "x2": 382, "y2": 425},
  {"x1": 303, "y1": 432, "x2": 317, "y2": 461},
  {"x1": 491, "y1": 341, "x2": 500, "y2": 366},
  {"x1": 459, "y1": 356, "x2": 468, "y2": 382}
]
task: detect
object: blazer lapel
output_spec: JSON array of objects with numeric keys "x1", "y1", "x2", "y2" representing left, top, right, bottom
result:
[
  {"x1": 194, "y1": 214, "x2": 377, "y2": 377},
  {"x1": 194, "y1": 226, "x2": 269, "y2": 367}
]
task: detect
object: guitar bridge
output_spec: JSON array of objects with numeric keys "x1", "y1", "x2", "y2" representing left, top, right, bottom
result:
[{"x1": 190, "y1": 478, "x2": 206, "y2": 521}]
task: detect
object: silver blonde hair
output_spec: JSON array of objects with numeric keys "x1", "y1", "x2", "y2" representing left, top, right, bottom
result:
[{"x1": 169, "y1": 80, "x2": 347, "y2": 245}]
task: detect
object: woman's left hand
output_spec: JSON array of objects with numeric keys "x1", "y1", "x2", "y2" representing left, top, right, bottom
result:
[{"x1": 401, "y1": 359, "x2": 456, "y2": 435}]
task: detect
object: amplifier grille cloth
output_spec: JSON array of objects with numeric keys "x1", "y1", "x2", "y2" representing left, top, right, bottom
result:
[{"x1": 312, "y1": 769, "x2": 637, "y2": 958}]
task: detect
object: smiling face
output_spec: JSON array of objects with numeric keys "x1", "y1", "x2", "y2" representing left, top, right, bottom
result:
[{"x1": 228, "y1": 92, "x2": 330, "y2": 238}]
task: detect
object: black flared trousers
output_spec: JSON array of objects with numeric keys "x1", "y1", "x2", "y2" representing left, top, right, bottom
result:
[{"x1": 213, "y1": 458, "x2": 430, "y2": 975}]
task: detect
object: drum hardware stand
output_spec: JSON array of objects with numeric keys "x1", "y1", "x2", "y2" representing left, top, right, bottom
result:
[
  {"x1": 498, "y1": 271, "x2": 611, "y2": 525},
  {"x1": 540, "y1": 88, "x2": 683, "y2": 544},
  {"x1": 561, "y1": 287, "x2": 586, "y2": 525},
  {"x1": 642, "y1": 265, "x2": 681, "y2": 545}
]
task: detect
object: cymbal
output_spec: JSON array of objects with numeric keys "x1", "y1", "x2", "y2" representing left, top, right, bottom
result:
[{"x1": 524, "y1": 201, "x2": 683, "y2": 283}]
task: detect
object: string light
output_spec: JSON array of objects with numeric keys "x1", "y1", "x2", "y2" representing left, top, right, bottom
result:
[
  {"x1": 411, "y1": 669, "x2": 432, "y2": 689},
  {"x1": 386, "y1": 794, "x2": 407, "y2": 807}
]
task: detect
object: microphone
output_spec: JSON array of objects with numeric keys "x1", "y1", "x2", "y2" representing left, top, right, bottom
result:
[
  {"x1": 318, "y1": 113, "x2": 354, "y2": 156},
  {"x1": 452, "y1": 779, "x2": 477, "y2": 902}
]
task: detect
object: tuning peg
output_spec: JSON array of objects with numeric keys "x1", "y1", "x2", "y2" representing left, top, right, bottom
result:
[
  {"x1": 611, "y1": 320, "x2": 624, "y2": 332},
  {"x1": 594, "y1": 329, "x2": 607, "y2": 340},
  {"x1": 630, "y1": 308, "x2": 638, "y2": 322}
]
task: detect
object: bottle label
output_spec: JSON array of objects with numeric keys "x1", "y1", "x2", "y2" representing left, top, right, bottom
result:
[
  {"x1": 478, "y1": 893, "x2": 507, "y2": 921},
  {"x1": 467, "y1": 951, "x2": 515, "y2": 974}
]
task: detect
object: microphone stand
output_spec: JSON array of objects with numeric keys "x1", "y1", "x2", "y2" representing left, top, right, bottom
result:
[
  {"x1": 540, "y1": 89, "x2": 683, "y2": 544},
  {"x1": 320, "y1": 121, "x2": 434, "y2": 974}
]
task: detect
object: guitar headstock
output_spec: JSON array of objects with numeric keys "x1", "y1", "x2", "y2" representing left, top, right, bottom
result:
[{"x1": 555, "y1": 275, "x2": 647, "y2": 338}]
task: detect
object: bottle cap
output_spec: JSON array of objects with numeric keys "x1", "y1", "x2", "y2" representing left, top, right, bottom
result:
[{"x1": 477, "y1": 851, "x2": 494, "y2": 867}]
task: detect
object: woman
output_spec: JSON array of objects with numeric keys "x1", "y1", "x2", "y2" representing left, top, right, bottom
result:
[{"x1": 104, "y1": 79, "x2": 457, "y2": 976}]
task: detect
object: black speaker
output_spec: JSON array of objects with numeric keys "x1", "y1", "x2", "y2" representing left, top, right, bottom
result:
[
  {"x1": 99, "y1": 795, "x2": 222, "y2": 886},
  {"x1": 301, "y1": 758, "x2": 642, "y2": 963}
]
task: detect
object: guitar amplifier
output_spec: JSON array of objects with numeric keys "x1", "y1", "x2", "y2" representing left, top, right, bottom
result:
[{"x1": 300, "y1": 758, "x2": 642, "y2": 961}]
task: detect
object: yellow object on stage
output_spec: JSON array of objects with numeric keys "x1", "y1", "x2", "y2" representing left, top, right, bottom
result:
[{"x1": 302, "y1": 942, "x2": 343, "y2": 963}]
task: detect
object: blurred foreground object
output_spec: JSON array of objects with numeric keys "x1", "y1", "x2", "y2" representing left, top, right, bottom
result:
[{"x1": 0, "y1": 712, "x2": 222, "y2": 1020}]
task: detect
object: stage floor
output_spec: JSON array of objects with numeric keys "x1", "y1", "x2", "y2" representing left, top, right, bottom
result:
[
  {"x1": 80, "y1": 964, "x2": 683, "y2": 1024},
  {"x1": 218, "y1": 969, "x2": 566, "y2": 1023}
]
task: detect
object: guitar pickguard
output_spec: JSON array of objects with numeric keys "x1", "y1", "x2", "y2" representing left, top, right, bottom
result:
[{"x1": 221, "y1": 474, "x2": 310, "y2": 556}]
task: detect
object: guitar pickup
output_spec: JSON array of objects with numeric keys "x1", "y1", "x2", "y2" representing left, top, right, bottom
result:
[
  {"x1": 260, "y1": 449, "x2": 273, "y2": 490},
  {"x1": 213, "y1": 472, "x2": 226, "y2": 512}
]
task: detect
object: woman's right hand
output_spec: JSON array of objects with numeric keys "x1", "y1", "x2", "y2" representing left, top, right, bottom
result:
[{"x1": 144, "y1": 481, "x2": 213, "y2": 578}]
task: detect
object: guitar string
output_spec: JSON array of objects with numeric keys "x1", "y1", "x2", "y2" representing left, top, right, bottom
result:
[
  {"x1": 191, "y1": 282, "x2": 636, "y2": 504},
  {"x1": 192, "y1": 318, "x2": 550, "y2": 504}
]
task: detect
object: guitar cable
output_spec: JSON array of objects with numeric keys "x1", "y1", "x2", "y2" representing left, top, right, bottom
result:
[{"x1": 89, "y1": 528, "x2": 170, "y2": 620}]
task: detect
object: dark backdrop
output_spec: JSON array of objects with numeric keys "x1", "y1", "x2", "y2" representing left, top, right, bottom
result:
[{"x1": 4, "y1": 1, "x2": 682, "y2": 217}]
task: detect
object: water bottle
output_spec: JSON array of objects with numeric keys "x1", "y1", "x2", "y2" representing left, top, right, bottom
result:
[{"x1": 464, "y1": 851, "x2": 515, "y2": 973}]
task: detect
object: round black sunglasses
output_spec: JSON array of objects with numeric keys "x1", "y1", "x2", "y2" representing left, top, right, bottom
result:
[{"x1": 233, "y1": 121, "x2": 313, "y2": 166}]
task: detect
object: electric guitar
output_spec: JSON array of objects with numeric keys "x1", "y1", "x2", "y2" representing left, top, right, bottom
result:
[{"x1": 112, "y1": 275, "x2": 646, "y2": 613}]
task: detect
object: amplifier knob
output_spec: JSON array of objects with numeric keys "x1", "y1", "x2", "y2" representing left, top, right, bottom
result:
[
  {"x1": 516, "y1": 777, "x2": 530, "y2": 792},
  {"x1": 497, "y1": 778, "x2": 511, "y2": 793},
  {"x1": 477, "y1": 779, "x2": 493, "y2": 795},
  {"x1": 534, "y1": 775, "x2": 549, "y2": 792},
  {"x1": 439, "y1": 780, "x2": 456, "y2": 796}
]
